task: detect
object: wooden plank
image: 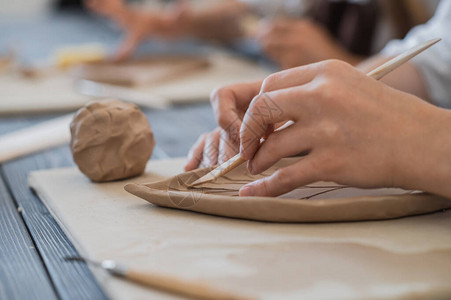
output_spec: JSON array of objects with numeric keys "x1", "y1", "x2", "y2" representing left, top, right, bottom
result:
[
  {"x1": 0, "y1": 175, "x2": 57, "y2": 300},
  {"x1": 1, "y1": 146, "x2": 109, "y2": 300}
]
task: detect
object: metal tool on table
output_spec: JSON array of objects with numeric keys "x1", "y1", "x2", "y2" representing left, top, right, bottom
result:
[
  {"x1": 189, "y1": 38, "x2": 441, "y2": 187},
  {"x1": 65, "y1": 256, "x2": 254, "y2": 300}
]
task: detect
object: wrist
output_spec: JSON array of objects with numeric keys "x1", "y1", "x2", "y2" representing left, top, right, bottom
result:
[{"x1": 393, "y1": 104, "x2": 451, "y2": 198}]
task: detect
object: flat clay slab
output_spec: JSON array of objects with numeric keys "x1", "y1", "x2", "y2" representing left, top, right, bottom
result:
[
  {"x1": 72, "y1": 55, "x2": 210, "y2": 86},
  {"x1": 125, "y1": 158, "x2": 451, "y2": 222},
  {"x1": 76, "y1": 52, "x2": 272, "y2": 104}
]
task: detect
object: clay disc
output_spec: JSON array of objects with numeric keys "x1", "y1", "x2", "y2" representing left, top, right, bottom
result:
[{"x1": 125, "y1": 159, "x2": 451, "y2": 223}]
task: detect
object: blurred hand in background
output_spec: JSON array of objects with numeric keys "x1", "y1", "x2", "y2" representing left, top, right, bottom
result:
[
  {"x1": 85, "y1": 0, "x2": 185, "y2": 60},
  {"x1": 85, "y1": 0, "x2": 370, "y2": 67},
  {"x1": 85, "y1": 0, "x2": 247, "y2": 61},
  {"x1": 256, "y1": 18, "x2": 363, "y2": 69}
]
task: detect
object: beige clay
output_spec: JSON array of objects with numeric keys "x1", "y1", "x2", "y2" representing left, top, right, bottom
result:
[
  {"x1": 125, "y1": 158, "x2": 451, "y2": 222},
  {"x1": 70, "y1": 99, "x2": 154, "y2": 182}
]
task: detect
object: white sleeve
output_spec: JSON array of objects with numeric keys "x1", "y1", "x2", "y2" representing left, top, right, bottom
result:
[{"x1": 381, "y1": 0, "x2": 451, "y2": 108}]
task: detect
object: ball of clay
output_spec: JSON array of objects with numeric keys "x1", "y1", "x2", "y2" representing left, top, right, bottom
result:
[{"x1": 70, "y1": 99, "x2": 154, "y2": 182}]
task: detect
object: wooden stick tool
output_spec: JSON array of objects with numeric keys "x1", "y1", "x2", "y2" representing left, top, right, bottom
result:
[
  {"x1": 65, "y1": 256, "x2": 254, "y2": 300},
  {"x1": 189, "y1": 38, "x2": 441, "y2": 187}
]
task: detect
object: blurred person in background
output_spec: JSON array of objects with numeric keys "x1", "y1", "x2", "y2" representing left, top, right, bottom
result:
[{"x1": 83, "y1": 0, "x2": 438, "y2": 68}]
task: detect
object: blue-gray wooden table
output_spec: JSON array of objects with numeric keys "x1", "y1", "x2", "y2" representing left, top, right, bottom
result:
[{"x1": 0, "y1": 12, "x2": 221, "y2": 299}]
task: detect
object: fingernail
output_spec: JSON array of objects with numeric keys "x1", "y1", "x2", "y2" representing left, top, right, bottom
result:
[{"x1": 240, "y1": 185, "x2": 254, "y2": 196}]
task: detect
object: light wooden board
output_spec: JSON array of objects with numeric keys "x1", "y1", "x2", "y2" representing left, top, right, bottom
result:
[
  {"x1": 141, "y1": 53, "x2": 271, "y2": 103},
  {"x1": 0, "y1": 72, "x2": 90, "y2": 115},
  {"x1": 28, "y1": 158, "x2": 451, "y2": 300},
  {"x1": 77, "y1": 53, "x2": 271, "y2": 105}
]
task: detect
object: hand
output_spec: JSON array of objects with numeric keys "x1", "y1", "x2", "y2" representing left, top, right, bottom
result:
[
  {"x1": 186, "y1": 77, "x2": 301, "y2": 171},
  {"x1": 85, "y1": 0, "x2": 181, "y2": 61},
  {"x1": 184, "y1": 128, "x2": 239, "y2": 171},
  {"x1": 210, "y1": 80, "x2": 262, "y2": 141},
  {"x1": 256, "y1": 19, "x2": 363, "y2": 69},
  {"x1": 185, "y1": 80, "x2": 265, "y2": 171},
  {"x1": 239, "y1": 60, "x2": 447, "y2": 197},
  {"x1": 210, "y1": 79, "x2": 290, "y2": 145}
]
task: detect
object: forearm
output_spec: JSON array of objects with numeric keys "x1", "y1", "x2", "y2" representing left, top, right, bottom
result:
[
  {"x1": 420, "y1": 109, "x2": 451, "y2": 199},
  {"x1": 357, "y1": 55, "x2": 430, "y2": 102},
  {"x1": 391, "y1": 102, "x2": 451, "y2": 199}
]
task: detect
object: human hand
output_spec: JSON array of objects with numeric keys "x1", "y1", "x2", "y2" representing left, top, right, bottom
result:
[
  {"x1": 256, "y1": 19, "x2": 362, "y2": 69},
  {"x1": 239, "y1": 60, "x2": 443, "y2": 197},
  {"x1": 184, "y1": 80, "x2": 263, "y2": 171},
  {"x1": 85, "y1": 0, "x2": 181, "y2": 61},
  {"x1": 184, "y1": 128, "x2": 239, "y2": 171},
  {"x1": 186, "y1": 74, "x2": 307, "y2": 171}
]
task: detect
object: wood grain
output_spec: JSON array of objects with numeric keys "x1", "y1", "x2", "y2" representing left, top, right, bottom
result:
[
  {"x1": 1, "y1": 146, "x2": 109, "y2": 300},
  {"x1": 0, "y1": 175, "x2": 57, "y2": 300}
]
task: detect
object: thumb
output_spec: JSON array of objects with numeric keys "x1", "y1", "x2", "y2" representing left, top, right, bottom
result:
[{"x1": 239, "y1": 157, "x2": 319, "y2": 197}]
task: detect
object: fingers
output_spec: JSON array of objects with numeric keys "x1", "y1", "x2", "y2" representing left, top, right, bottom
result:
[
  {"x1": 201, "y1": 129, "x2": 220, "y2": 168},
  {"x1": 248, "y1": 123, "x2": 312, "y2": 175},
  {"x1": 210, "y1": 81, "x2": 262, "y2": 143},
  {"x1": 185, "y1": 129, "x2": 221, "y2": 171},
  {"x1": 260, "y1": 39, "x2": 294, "y2": 68},
  {"x1": 239, "y1": 92, "x2": 287, "y2": 160},
  {"x1": 239, "y1": 156, "x2": 319, "y2": 197},
  {"x1": 257, "y1": 22, "x2": 296, "y2": 68},
  {"x1": 240, "y1": 85, "x2": 312, "y2": 160},
  {"x1": 184, "y1": 133, "x2": 206, "y2": 171},
  {"x1": 218, "y1": 129, "x2": 239, "y2": 164},
  {"x1": 185, "y1": 128, "x2": 237, "y2": 171},
  {"x1": 263, "y1": 47, "x2": 300, "y2": 69},
  {"x1": 259, "y1": 63, "x2": 320, "y2": 93}
]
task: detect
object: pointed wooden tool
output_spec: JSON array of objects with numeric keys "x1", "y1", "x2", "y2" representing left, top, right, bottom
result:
[{"x1": 189, "y1": 38, "x2": 441, "y2": 187}]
